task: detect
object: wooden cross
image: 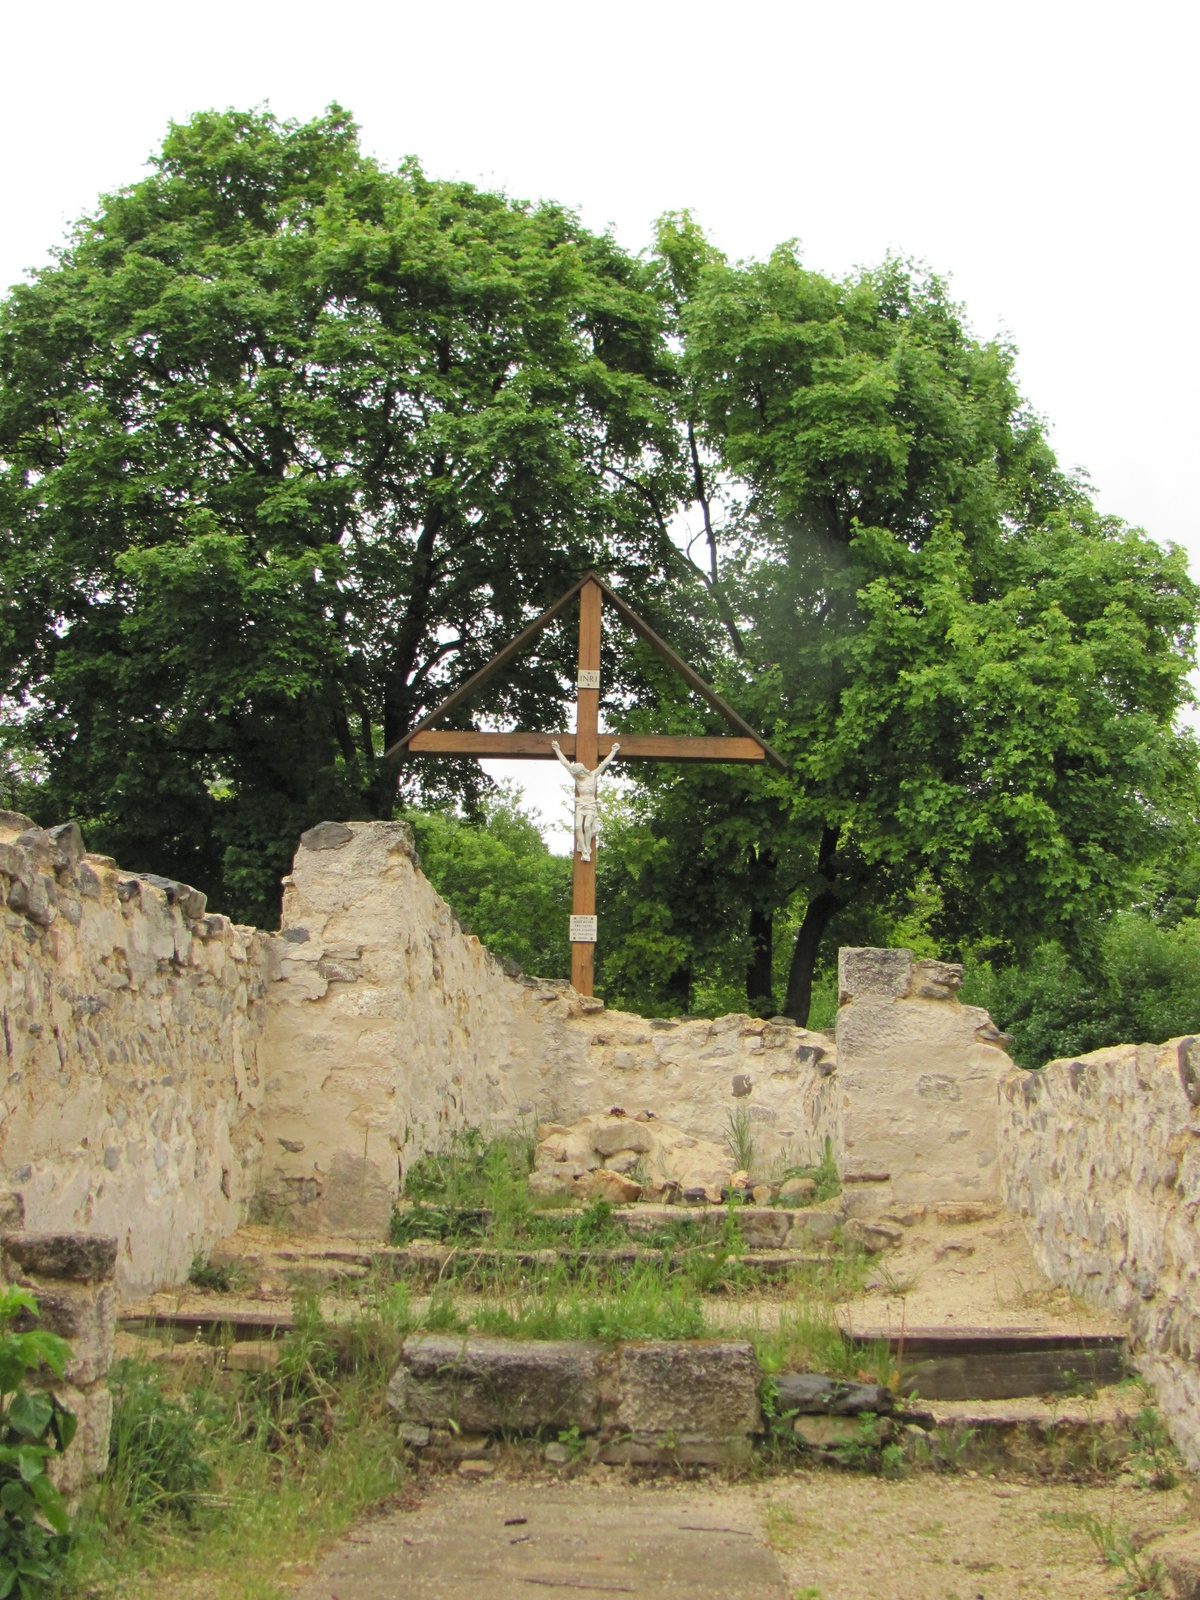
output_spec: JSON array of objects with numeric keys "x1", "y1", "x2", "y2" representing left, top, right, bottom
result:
[{"x1": 385, "y1": 573, "x2": 784, "y2": 996}]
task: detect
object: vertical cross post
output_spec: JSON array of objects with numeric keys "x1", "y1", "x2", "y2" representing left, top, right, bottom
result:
[{"x1": 570, "y1": 578, "x2": 602, "y2": 995}]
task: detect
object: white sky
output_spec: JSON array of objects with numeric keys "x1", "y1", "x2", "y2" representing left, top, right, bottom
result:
[{"x1": 2, "y1": 0, "x2": 1196, "y2": 850}]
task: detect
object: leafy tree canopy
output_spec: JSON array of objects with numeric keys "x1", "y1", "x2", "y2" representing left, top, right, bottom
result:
[
  {"x1": 0, "y1": 107, "x2": 686, "y2": 923},
  {"x1": 595, "y1": 224, "x2": 1200, "y2": 1022}
]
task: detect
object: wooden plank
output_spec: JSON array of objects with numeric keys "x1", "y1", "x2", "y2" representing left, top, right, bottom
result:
[
  {"x1": 382, "y1": 574, "x2": 589, "y2": 759},
  {"x1": 404, "y1": 731, "x2": 767, "y2": 763},
  {"x1": 571, "y1": 579, "x2": 602, "y2": 996}
]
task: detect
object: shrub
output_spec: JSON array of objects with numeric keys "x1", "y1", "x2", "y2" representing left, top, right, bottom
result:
[
  {"x1": 962, "y1": 914, "x2": 1200, "y2": 1068},
  {"x1": 0, "y1": 1286, "x2": 76, "y2": 1598}
]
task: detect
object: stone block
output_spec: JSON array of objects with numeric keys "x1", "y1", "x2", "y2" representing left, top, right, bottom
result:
[
  {"x1": 587, "y1": 1170, "x2": 642, "y2": 1204},
  {"x1": 793, "y1": 1414, "x2": 871, "y2": 1448},
  {"x1": 778, "y1": 1177, "x2": 816, "y2": 1202},
  {"x1": 774, "y1": 1373, "x2": 893, "y2": 1415},
  {"x1": 0, "y1": 1191, "x2": 25, "y2": 1230},
  {"x1": 738, "y1": 1209, "x2": 793, "y2": 1250},
  {"x1": 614, "y1": 1341, "x2": 761, "y2": 1440},
  {"x1": 910, "y1": 959, "x2": 963, "y2": 1000},
  {"x1": 2, "y1": 1232, "x2": 117, "y2": 1284},
  {"x1": 388, "y1": 1335, "x2": 611, "y2": 1433},
  {"x1": 13, "y1": 1282, "x2": 117, "y2": 1386},
  {"x1": 47, "y1": 1381, "x2": 112, "y2": 1497},
  {"x1": 844, "y1": 1219, "x2": 903, "y2": 1254},
  {"x1": 590, "y1": 1120, "x2": 654, "y2": 1158},
  {"x1": 838, "y1": 947, "x2": 912, "y2": 1004}
]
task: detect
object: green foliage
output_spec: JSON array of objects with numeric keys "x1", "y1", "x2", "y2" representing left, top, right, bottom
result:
[
  {"x1": 104, "y1": 1362, "x2": 215, "y2": 1524},
  {"x1": 405, "y1": 789, "x2": 571, "y2": 978},
  {"x1": 0, "y1": 1287, "x2": 75, "y2": 1599},
  {"x1": 185, "y1": 1256, "x2": 245, "y2": 1295},
  {"x1": 71, "y1": 1300, "x2": 409, "y2": 1596},
  {"x1": 593, "y1": 229, "x2": 1200, "y2": 1023},
  {"x1": 963, "y1": 913, "x2": 1200, "y2": 1068},
  {"x1": 724, "y1": 1104, "x2": 755, "y2": 1174},
  {"x1": 0, "y1": 106, "x2": 685, "y2": 924}
]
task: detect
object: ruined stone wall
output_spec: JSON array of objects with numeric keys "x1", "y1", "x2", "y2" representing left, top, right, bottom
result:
[
  {"x1": 538, "y1": 1009, "x2": 839, "y2": 1175},
  {"x1": 0, "y1": 812, "x2": 275, "y2": 1292},
  {"x1": 257, "y1": 821, "x2": 564, "y2": 1235},
  {"x1": 0, "y1": 807, "x2": 1021, "y2": 1290},
  {"x1": 256, "y1": 821, "x2": 841, "y2": 1232},
  {"x1": 999, "y1": 1040, "x2": 1200, "y2": 1467},
  {"x1": 834, "y1": 947, "x2": 1016, "y2": 1214}
]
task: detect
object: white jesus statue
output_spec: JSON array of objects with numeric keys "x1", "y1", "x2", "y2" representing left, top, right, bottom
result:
[{"x1": 552, "y1": 740, "x2": 621, "y2": 862}]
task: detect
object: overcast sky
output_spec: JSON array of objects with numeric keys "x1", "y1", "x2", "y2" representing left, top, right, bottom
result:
[{"x1": 3, "y1": 0, "x2": 1195, "y2": 846}]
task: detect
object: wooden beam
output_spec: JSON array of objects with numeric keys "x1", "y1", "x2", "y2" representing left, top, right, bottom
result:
[
  {"x1": 588, "y1": 575, "x2": 787, "y2": 772},
  {"x1": 381, "y1": 574, "x2": 590, "y2": 759},
  {"x1": 404, "y1": 730, "x2": 768, "y2": 763},
  {"x1": 570, "y1": 579, "x2": 603, "y2": 996}
]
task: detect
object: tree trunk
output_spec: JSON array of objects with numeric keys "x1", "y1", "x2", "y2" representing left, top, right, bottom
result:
[
  {"x1": 782, "y1": 826, "x2": 841, "y2": 1026},
  {"x1": 746, "y1": 904, "x2": 775, "y2": 1015}
]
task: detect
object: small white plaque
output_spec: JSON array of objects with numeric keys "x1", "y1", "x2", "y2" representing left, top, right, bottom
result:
[
  {"x1": 577, "y1": 669, "x2": 600, "y2": 689},
  {"x1": 569, "y1": 915, "x2": 598, "y2": 943}
]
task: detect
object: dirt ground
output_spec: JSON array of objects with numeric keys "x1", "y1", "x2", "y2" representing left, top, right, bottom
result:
[{"x1": 284, "y1": 1468, "x2": 1191, "y2": 1600}]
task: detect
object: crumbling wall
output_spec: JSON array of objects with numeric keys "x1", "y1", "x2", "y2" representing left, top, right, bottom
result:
[
  {"x1": 540, "y1": 1010, "x2": 839, "y2": 1175},
  {"x1": 257, "y1": 821, "x2": 565, "y2": 1235},
  {"x1": 998, "y1": 1040, "x2": 1200, "y2": 1467},
  {"x1": 834, "y1": 947, "x2": 1016, "y2": 1214},
  {"x1": 0, "y1": 812, "x2": 274, "y2": 1291},
  {"x1": 0, "y1": 806, "x2": 1022, "y2": 1287}
]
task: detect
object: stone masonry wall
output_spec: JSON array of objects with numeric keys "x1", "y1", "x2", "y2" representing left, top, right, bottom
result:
[
  {"x1": 834, "y1": 946, "x2": 1016, "y2": 1214},
  {"x1": 256, "y1": 820, "x2": 561, "y2": 1236},
  {"x1": 999, "y1": 1040, "x2": 1200, "y2": 1467},
  {"x1": 0, "y1": 811, "x2": 275, "y2": 1292},
  {"x1": 0, "y1": 807, "x2": 1019, "y2": 1291}
]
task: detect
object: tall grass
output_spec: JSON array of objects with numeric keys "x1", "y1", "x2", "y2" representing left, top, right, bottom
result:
[{"x1": 66, "y1": 1299, "x2": 410, "y2": 1600}]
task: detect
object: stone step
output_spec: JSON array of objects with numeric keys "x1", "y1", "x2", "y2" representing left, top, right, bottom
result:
[
  {"x1": 377, "y1": 1242, "x2": 828, "y2": 1284},
  {"x1": 849, "y1": 1326, "x2": 1129, "y2": 1401}
]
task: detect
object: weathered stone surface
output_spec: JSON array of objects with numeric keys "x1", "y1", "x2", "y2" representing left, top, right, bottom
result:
[
  {"x1": 11, "y1": 1282, "x2": 116, "y2": 1386},
  {"x1": 844, "y1": 1219, "x2": 903, "y2": 1254},
  {"x1": 48, "y1": 1381, "x2": 113, "y2": 1498},
  {"x1": 590, "y1": 1119, "x2": 654, "y2": 1158},
  {"x1": 999, "y1": 1037, "x2": 1200, "y2": 1470},
  {"x1": 388, "y1": 1335, "x2": 611, "y2": 1433},
  {"x1": 299, "y1": 821, "x2": 355, "y2": 851},
  {"x1": 838, "y1": 947, "x2": 913, "y2": 1003},
  {"x1": 778, "y1": 1176, "x2": 816, "y2": 1201},
  {"x1": 793, "y1": 1414, "x2": 869, "y2": 1448},
  {"x1": 774, "y1": 1372, "x2": 894, "y2": 1415},
  {"x1": 613, "y1": 1341, "x2": 762, "y2": 1440},
  {"x1": 1158, "y1": 1530, "x2": 1200, "y2": 1600},
  {"x1": 2, "y1": 1232, "x2": 117, "y2": 1283},
  {"x1": 587, "y1": 1170, "x2": 642, "y2": 1203},
  {"x1": 837, "y1": 948, "x2": 1013, "y2": 1213}
]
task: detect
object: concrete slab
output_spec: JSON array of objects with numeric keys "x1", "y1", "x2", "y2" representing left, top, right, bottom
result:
[{"x1": 290, "y1": 1480, "x2": 790, "y2": 1599}]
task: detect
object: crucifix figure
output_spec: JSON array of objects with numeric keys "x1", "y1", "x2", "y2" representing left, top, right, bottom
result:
[
  {"x1": 386, "y1": 573, "x2": 784, "y2": 997},
  {"x1": 551, "y1": 739, "x2": 620, "y2": 862}
]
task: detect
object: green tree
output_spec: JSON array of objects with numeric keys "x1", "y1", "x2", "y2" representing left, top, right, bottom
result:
[
  {"x1": 963, "y1": 914, "x2": 1200, "y2": 1069},
  {"x1": 404, "y1": 788, "x2": 571, "y2": 978},
  {"x1": 0, "y1": 107, "x2": 683, "y2": 923},
  {"x1": 608, "y1": 230, "x2": 1200, "y2": 1023}
]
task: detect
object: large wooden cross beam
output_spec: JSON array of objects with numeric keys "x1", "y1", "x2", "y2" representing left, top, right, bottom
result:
[{"x1": 385, "y1": 573, "x2": 784, "y2": 997}]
